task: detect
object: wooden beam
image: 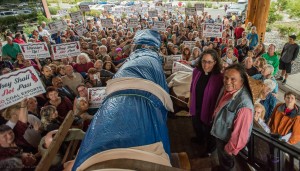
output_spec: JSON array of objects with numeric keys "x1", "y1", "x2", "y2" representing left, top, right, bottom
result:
[
  {"x1": 41, "y1": 0, "x2": 51, "y2": 19},
  {"x1": 245, "y1": 0, "x2": 271, "y2": 42},
  {"x1": 35, "y1": 111, "x2": 74, "y2": 171}
]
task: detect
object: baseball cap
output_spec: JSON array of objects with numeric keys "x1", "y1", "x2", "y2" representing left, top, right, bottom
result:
[{"x1": 289, "y1": 34, "x2": 297, "y2": 40}]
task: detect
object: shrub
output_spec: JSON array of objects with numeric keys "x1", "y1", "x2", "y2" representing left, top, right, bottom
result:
[
  {"x1": 268, "y1": 2, "x2": 283, "y2": 24},
  {"x1": 23, "y1": 22, "x2": 38, "y2": 36},
  {"x1": 86, "y1": 10, "x2": 101, "y2": 17},
  {"x1": 276, "y1": 0, "x2": 289, "y2": 11},
  {"x1": 266, "y1": 25, "x2": 272, "y2": 32},
  {"x1": 287, "y1": 0, "x2": 300, "y2": 18},
  {"x1": 205, "y1": 2, "x2": 213, "y2": 8},
  {"x1": 213, "y1": 6, "x2": 218, "y2": 9},
  {"x1": 186, "y1": 1, "x2": 193, "y2": 8},
  {"x1": 37, "y1": 12, "x2": 51, "y2": 25},
  {"x1": 49, "y1": 6, "x2": 60, "y2": 15},
  {"x1": 275, "y1": 24, "x2": 297, "y2": 36}
]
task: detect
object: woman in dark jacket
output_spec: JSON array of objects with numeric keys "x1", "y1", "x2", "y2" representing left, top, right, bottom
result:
[{"x1": 189, "y1": 49, "x2": 224, "y2": 156}]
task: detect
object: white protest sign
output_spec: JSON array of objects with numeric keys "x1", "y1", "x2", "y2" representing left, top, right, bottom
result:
[
  {"x1": 148, "y1": 10, "x2": 158, "y2": 18},
  {"x1": 19, "y1": 42, "x2": 51, "y2": 59},
  {"x1": 57, "y1": 9, "x2": 68, "y2": 16},
  {"x1": 164, "y1": 3, "x2": 173, "y2": 11},
  {"x1": 69, "y1": 11, "x2": 83, "y2": 22},
  {"x1": 88, "y1": 87, "x2": 106, "y2": 108},
  {"x1": 195, "y1": 3, "x2": 204, "y2": 12},
  {"x1": 153, "y1": 21, "x2": 166, "y2": 31},
  {"x1": 185, "y1": 7, "x2": 196, "y2": 16},
  {"x1": 48, "y1": 20, "x2": 67, "y2": 34},
  {"x1": 172, "y1": 61, "x2": 193, "y2": 73},
  {"x1": 164, "y1": 55, "x2": 182, "y2": 70},
  {"x1": 74, "y1": 24, "x2": 88, "y2": 37},
  {"x1": 101, "y1": 18, "x2": 113, "y2": 28},
  {"x1": 0, "y1": 66, "x2": 46, "y2": 110},
  {"x1": 203, "y1": 24, "x2": 223, "y2": 38},
  {"x1": 183, "y1": 41, "x2": 196, "y2": 50},
  {"x1": 128, "y1": 18, "x2": 139, "y2": 28},
  {"x1": 79, "y1": 5, "x2": 91, "y2": 12},
  {"x1": 52, "y1": 41, "x2": 81, "y2": 60}
]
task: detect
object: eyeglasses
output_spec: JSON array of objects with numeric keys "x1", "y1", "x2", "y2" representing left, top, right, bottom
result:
[{"x1": 201, "y1": 60, "x2": 215, "y2": 65}]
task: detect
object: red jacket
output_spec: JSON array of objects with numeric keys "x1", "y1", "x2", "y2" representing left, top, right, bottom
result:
[{"x1": 234, "y1": 27, "x2": 245, "y2": 40}]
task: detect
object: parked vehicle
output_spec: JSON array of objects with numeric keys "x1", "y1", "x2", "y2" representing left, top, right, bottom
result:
[{"x1": 226, "y1": 3, "x2": 248, "y2": 23}]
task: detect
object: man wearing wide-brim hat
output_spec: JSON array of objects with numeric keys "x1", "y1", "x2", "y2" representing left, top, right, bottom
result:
[{"x1": 211, "y1": 64, "x2": 254, "y2": 170}]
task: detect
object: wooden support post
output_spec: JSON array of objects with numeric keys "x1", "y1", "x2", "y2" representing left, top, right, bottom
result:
[
  {"x1": 245, "y1": 0, "x2": 271, "y2": 42},
  {"x1": 35, "y1": 111, "x2": 74, "y2": 171},
  {"x1": 41, "y1": 0, "x2": 51, "y2": 19}
]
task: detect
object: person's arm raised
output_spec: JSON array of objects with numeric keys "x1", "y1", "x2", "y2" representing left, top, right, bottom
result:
[{"x1": 19, "y1": 98, "x2": 28, "y2": 124}]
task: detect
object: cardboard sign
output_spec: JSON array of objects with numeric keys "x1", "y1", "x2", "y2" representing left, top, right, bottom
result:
[
  {"x1": 195, "y1": 3, "x2": 204, "y2": 12},
  {"x1": 153, "y1": 21, "x2": 166, "y2": 31},
  {"x1": 0, "y1": 66, "x2": 46, "y2": 110},
  {"x1": 52, "y1": 42, "x2": 81, "y2": 60},
  {"x1": 172, "y1": 61, "x2": 193, "y2": 73},
  {"x1": 185, "y1": 7, "x2": 196, "y2": 16},
  {"x1": 88, "y1": 87, "x2": 106, "y2": 108},
  {"x1": 57, "y1": 9, "x2": 68, "y2": 16},
  {"x1": 164, "y1": 55, "x2": 182, "y2": 70},
  {"x1": 148, "y1": 10, "x2": 158, "y2": 18},
  {"x1": 19, "y1": 42, "x2": 51, "y2": 59},
  {"x1": 101, "y1": 18, "x2": 113, "y2": 28},
  {"x1": 164, "y1": 3, "x2": 173, "y2": 11},
  {"x1": 48, "y1": 20, "x2": 67, "y2": 34},
  {"x1": 69, "y1": 11, "x2": 83, "y2": 22},
  {"x1": 203, "y1": 24, "x2": 223, "y2": 38},
  {"x1": 74, "y1": 24, "x2": 88, "y2": 37},
  {"x1": 183, "y1": 41, "x2": 196, "y2": 50},
  {"x1": 128, "y1": 18, "x2": 139, "y2": 28},
  {"x1": 79, "y1": 5, "x2": 91, "y2": 12}
]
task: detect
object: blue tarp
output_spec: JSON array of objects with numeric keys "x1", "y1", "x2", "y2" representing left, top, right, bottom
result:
[{"x1": 72, "y1": 30, "x2": 170, "y2": 170}]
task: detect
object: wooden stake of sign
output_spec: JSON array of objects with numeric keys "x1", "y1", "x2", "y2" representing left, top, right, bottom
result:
[{"x1": 35, "y1": 111, "x2": 74, "y2": 171}]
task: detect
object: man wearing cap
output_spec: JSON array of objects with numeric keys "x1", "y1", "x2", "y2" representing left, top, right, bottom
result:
[
  {"x1": 211, "y1": 64, "x2": 254, "y2": 170},
  {"x1": 278, "y1": 34, "x2": 299, "y2": 84}
]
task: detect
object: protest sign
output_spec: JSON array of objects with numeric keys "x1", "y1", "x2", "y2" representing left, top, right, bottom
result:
[
  {"x1": 148, "y1": 10, "x2": 158, "y2": 18},
  {"x1": 172, "y1": 61, "x2": 193, "y2": 73},
  {"x1": 183, "y1": 41, "x2": 196, "y2": 50},
  {"x1": 19, "y1": 42, "x2": 51, "y2": 59},
  {"x1": 185, "y1": 7, "x2": 196, "y2": 16},
  {"x1": 52, "y1": 42, "x2": 81, "y2": 60},
  {"x1": 88, "y1": 87, "x2": 106, "y2": 108},
  {"x1": 203, "y1": 24, "x2": 223, "y2": 38},
  {"x1": 101, "y1": 19, "x2": 113, "y2": 28},
  {"x1": 153, "y1": 21, "x2": 166, "y2": 31},
  {"x1": 195, "y1": 3, "x2": 205, "y2": 12},
  {"x1": 69, "y1": 11, "x2": 83, "y2": 22},
  {"x1": 48, "y1": 20, "x2": 67, "y2": 34},
  {"x1": 164, "y1": 3, "x2": 173, "y2": 11},
  {"x1": 74, "y1": 24, "x2": 88, "y2": 37},
  {"x1": 57, "y1": 9, "x2": 68, "y2": 16},
  {"x1": 164, "y1": 55, "x2": 182, "y2": 70},
  {"x1": 128, "y1": 18, "x2": 139, "y2": 28},
  {"x1": 79, "y1": 5, "x2": 91, "y2": 12},
  {"x1": 0, "y1": 66, "x2": 46, "y2": 110}
]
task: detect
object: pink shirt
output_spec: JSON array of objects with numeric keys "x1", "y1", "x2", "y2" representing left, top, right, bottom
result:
[{"x1": 213, "y1": 88, "x2": 253, "y2": 155}]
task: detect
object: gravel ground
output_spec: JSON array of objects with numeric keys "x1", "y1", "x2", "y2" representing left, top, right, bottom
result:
[{"x1": 265, "y1": 30, "x2": 300, "y2": 75}]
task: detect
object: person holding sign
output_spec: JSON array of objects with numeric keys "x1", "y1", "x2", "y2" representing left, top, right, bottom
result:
[{"x1": 189, "y1": 49, "x2": 223, "y2": 157}]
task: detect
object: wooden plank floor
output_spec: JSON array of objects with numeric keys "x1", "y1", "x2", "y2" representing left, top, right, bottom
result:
[{"x1": 167, "y1": 115, "x2": 252, "y2": 171}]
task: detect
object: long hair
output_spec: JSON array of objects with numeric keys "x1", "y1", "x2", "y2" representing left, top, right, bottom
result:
[
  {"x1": 40, "y1": 105, "x2": 57, "y2": 129},
  {"x1": 196, "y1": 49, "x2": 222, "y2": 74},
  {"x1": 103, "y1": 61, "x2": 117, "y2": 73}
]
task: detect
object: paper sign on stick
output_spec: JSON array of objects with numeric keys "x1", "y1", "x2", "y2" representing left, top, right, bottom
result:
[
  {"x1": 88, "y1": 87, "x2": 107, "y2": 108},
  {"x1": 52, "y1": 42, "x2": 81, "y2": 60},
  {"x1": 203, "y1": 24, "x2": 223, "y2": 38},
  {"x1": 0, "y1": 66, "x2": 46, "y2": 110},
  {"x1": 19, "y1": 42, "x2": 51, "y2": 59}
]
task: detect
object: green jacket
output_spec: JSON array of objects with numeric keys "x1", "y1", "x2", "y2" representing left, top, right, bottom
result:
[
  {"x1": 1, "y1": 43, "x2": 21, "y2": 62},
  {"x1": 262, "y1": 52, "x2": 279, "y2": 76}
]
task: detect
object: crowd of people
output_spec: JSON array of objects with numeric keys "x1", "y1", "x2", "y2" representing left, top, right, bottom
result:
[{"x1": 0, "y1": 6, "x2": 299, "y2": 170}]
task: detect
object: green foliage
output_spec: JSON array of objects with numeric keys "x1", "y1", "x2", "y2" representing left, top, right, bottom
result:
[
  {"x1": 275, "y1": 24, "x2": 297, "y2": 36},
  {"x1": 268, "y1": 2, "x2": 283, "y2": 24},
  {"x1": 205, "y1": 2, "x2": 213, "y2": 8},
  {"x1": 22, "y1": 22, "x2": 37, "y2": 35},
  {"x1": 276, "y1": 0, "x2": 289, "y2": 11},
  {"x1": 286, "y1": 0, "x2": 300, "y2": 18},
  {"x1": 37, "y1": 12, "x2": 51, "y2": 25},
  {"x1": 213, "y1": 6, "x2": 219, "y2": 9},
  {"x1": 68, "y1": 6, "x2": 80, "y2": 13},
  {"x1": 0, "y1": 13, "x2": 37, "y2": 32},
  {"x1": 186, "y1": 1, "x2": 193, "y2": 8},
  {"x1": 266, "y1": 25, "x2": 272, "y2": 32},
  {"x1": 49, "y1": 6, "x2": 60, "y2": 15},
  {"x1": 86, "y1": 10, "x2": 101, "y2": 17}
]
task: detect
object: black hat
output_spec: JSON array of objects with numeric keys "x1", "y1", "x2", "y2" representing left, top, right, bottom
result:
[{"x1": 289, "y1": 34, "x2": 296, "y2": 40}]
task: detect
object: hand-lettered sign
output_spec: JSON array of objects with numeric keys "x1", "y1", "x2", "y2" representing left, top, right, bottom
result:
[{"x1": 0, "y1": 66, "x2": 46, "y2": 110}]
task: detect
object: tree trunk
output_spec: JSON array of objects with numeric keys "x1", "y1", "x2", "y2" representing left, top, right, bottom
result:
[{"x1": 245, "y1": 0, "x2": 271, "y2": 42}]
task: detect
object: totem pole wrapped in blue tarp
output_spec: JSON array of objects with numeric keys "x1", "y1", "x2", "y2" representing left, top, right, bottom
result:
[{"x1": 72, "y1": 29, "x2": 173, "y2": 170}]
